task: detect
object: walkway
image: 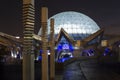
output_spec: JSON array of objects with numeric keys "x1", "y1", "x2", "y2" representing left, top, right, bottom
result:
[
  {"x1": 63, "y1": 61, "x2": 87, "y2": 80},
  {"x1": 62, "y1": 57, "x2": 120, "y2": 80}
]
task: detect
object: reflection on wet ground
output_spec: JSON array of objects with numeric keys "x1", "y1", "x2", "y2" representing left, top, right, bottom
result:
[
  {"x1": 63, "y1": 58, "x2": 120, "y2": 80},
  {"x1": 63, "y1": 61, "x2": 87, "y2": 80}
]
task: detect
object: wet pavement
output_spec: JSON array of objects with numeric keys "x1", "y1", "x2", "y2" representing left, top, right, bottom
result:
[
  {"x1": 81, "y1": 59, "x2": 120, "y2": 80},
  {"x1": 63, "y1": 60, "x2": 87, "y2": 80},
  {"x1": 61, "y1": 57, "x2": 120, "y2": 80}
]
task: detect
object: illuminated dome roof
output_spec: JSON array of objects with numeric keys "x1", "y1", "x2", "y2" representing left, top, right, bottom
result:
[{"x1": 38, "y1": 11, "x2": 100, "y2": 40}]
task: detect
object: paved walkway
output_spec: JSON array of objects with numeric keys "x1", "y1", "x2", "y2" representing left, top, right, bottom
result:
[
  {"x1": 63, "y1": 61, "x2": 87, "y2": 80},
  {"x1": 61, "y1": 58, "x2": 120, "y2": 80},
  {"x1": 80, "y1": 59, "x2": 120, "y2": 80}
]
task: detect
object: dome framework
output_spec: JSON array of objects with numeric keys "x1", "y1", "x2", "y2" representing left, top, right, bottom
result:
[{"x1": 43, "y1": 11, "x2": 100, "y2": 40}]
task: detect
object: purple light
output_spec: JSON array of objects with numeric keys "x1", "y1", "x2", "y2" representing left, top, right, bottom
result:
[{"x1": 62, "y1": 44, "x2": 69, "y2": 49}]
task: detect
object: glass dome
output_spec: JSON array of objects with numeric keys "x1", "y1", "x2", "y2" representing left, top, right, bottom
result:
[{"x1": 38, "y1": 11, "x2": 100, "y2": 40}]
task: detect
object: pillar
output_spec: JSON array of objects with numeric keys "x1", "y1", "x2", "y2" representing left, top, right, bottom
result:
[
  {"x1": 22, "y1": 0, "x2": 35, "y2": 80},
  {"x1": 41, "y1": 7, "x2": 49, "y2": 80},
  {"x1": 50, "y1": 19, "x2": 55, "y2": 80}
]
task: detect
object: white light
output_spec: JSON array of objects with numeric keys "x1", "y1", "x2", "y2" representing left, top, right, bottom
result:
[
  {"x1": 48, "y1": 52, "x2": 51, "y2": 55},
  {"x1": 74, "y1": 47, "x2": 79, "y2": 49},
  {"x1": 14, "y1": 54, "x2": 17, "y2": 58},
  {"x1": 15, "y1": 36, "x2": 20, "y2": 39},
  {"x1": 11, "y1": 51, "x2": 14, "y2": 57},
  {"x1": 11, "y1": 50, "x2": 18, "y2": 58},
  {"x1": 47, "y1": 50, "x2": 51, "y2": 55}
]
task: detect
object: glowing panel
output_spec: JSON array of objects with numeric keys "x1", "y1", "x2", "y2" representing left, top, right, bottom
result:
[{"x1": 62, "y1": 44, "x2": 69, "y2": 49}]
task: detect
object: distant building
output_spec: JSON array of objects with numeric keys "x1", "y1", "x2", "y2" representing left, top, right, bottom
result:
[{"x1": 38, "y1": 11, "x2": 103, "y2": 62}]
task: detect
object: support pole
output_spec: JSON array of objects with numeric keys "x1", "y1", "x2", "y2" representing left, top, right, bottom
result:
[
  {"x1": 22, "y1": 0, "x2": 35, "y2": 80},
  {"x1": 41, "y1": 7, "x2": 49, "y2": 80},
  {"x1": 50, "y1": 19, "x2": 55, "y2": 80}
]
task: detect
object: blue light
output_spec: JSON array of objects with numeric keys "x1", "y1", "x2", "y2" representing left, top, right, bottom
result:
[
  {"x1": 54, "y1": 35, "x2": 75, "y2": 63},
  {"x1": 69, "y1": 44, "x2": 74, "y2": 52},
  {"x1": 38, "y1": 56, "x2": 42, "y2": 60},
  {"x1": 81, "y1": 49, "x2": 95, "y2": 56},
  {"x1": 57, "y1": 57, "x2": 70, "y2": 63},
  {"x1": 103, "y1": 47, "x2": 111, "y2": 56},
  {"x1": 57, "y1": 44, "x2": 62, "y2": 51},
  {"x1": 39, "y1": 49, "x2": 42, "y2": 54},
  {"x1": 62, "y1": 43, "x2": 69, "y2": 49}
]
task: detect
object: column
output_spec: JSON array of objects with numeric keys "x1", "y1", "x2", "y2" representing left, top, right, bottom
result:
[
  {"x1": 22, "y1": 0, "x2": 35, "y2": 80},
  {"x1": 50, "y1": 19, "x2": 55, "y2": 80},
  {"x1": 41, "y1": 7, "x2": 49, "y2": 80}
]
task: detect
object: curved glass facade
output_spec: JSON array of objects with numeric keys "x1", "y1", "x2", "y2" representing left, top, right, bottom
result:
[{"x1": 38, "y1": 11, "x2": 100, "y2": 40}]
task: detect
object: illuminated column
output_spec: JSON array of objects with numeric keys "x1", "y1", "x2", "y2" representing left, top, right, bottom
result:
[
  {"x1": 22, "y1": 0, "x2": 35, "y2": 80},
  {"x1": 50, "y1": 19, "x2": 55, "y2": 80},
  {"x1": 41, "y1": 7, "x2": 49, "y2": 80}
]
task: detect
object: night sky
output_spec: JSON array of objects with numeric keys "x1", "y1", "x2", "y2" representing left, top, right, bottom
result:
[{"x1": 0, "y1": 0, "x2": 120, "y2": 37}]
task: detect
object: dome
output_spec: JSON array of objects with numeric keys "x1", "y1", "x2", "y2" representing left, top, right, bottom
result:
[{"x1": 38, "y1": 11, "x2": 100, "y2": 40}]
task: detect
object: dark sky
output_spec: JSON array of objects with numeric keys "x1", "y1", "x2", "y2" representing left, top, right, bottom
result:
[{"x1": 0, "y1": 0, "x2": 120, "y2": 37}]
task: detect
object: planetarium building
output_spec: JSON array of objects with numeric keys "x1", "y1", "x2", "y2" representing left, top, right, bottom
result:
[
  {"x1": 38, "y1": 11, "x2": 100, "y2": 40},
  {"x1": 38, "y1": 11, "x2": 103, "y2": 62}
]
